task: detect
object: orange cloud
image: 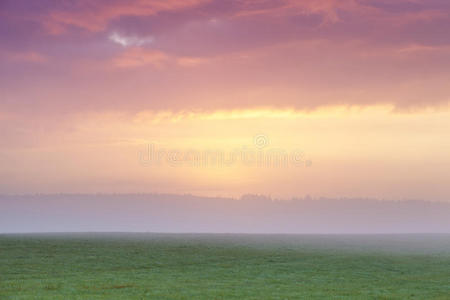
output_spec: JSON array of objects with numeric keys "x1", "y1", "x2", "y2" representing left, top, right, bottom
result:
[
  {"x1": 176, "y1": 56, "x2": 209, "y2": 67},
  {"x1": 113, "y1": 48, "x2": 170, "y2": 68},
  {"x1": 233, "y1": 0, "x2": 363, "y2": 23},
  {"x1": 42, "y1": 0, "x2": 210, "y2": 34},
  {"x1": 112, "y1": 47, "x2": 210, "y2": 68},
  {"x1": 233, "y1": 0, "x2": 446, "y2": 29}
]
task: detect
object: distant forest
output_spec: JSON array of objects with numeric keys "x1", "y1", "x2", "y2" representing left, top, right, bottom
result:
[{"x1": 1, "y1": 194, "x2": 449, "y2": 233}]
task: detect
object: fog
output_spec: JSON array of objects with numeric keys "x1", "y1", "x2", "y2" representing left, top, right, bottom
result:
[{"x1": 1, "y1": 194, "x2": 449, "y2": 234}]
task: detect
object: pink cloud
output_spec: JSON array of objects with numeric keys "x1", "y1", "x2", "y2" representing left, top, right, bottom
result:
[
  {"x1": 176, "y1": 56, "x2": 209, "y2": 67},
  {"x1": 2, "y1": 51, "x2": 47, "y2": 64},
  {"x1": 42, "y1": 0, "x2": 210, "y2": 34},
  {"x1": 112, "y1": 47, "x2": 211, "y2": 68},
  {"x1": 232, "y1": 0, "x2": 370, "y2": 22},
  {"x1": 112, "y1": 48, "x2": 170, "y2": 68}
]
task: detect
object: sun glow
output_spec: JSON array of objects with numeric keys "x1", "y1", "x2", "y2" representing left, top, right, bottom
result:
[
  {"x1": 2, "y1": 105, "x2": 449, "y2": 199},
  {"x1": 133, "y1": 105, "x2": 403, "y2": 124}
]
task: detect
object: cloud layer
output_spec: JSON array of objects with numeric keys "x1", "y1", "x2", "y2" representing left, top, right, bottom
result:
[{"x1": 1, "y1": 0, "x2": 450, "y2": 114}]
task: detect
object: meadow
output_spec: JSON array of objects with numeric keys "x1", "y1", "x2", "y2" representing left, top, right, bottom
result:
[{"x1": 0, "y1": 233, "x2": 449, "y2": 299}]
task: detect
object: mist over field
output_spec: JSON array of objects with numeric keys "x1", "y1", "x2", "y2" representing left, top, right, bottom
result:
[{"x1": 1, "y1": 194, "x2": 449, "y2": 234}]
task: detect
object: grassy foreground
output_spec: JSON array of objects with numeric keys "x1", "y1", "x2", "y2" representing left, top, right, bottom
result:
[{"x1": 0, "y1": 233, "x2": 449, "y2": 299}]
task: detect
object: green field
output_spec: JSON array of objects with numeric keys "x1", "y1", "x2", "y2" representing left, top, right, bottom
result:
[{"x1": 0, "y1": 233, "x2": 449, "y2": 299}]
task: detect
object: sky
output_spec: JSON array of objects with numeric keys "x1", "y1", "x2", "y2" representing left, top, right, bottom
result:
[{"x1": 1, "y1": 0, "x2": 450, "y2": 200}]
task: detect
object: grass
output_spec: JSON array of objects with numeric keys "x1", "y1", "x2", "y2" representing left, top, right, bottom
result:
[{"x1": 0, "y1": 233, "x2": 449, "y2": 299}]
